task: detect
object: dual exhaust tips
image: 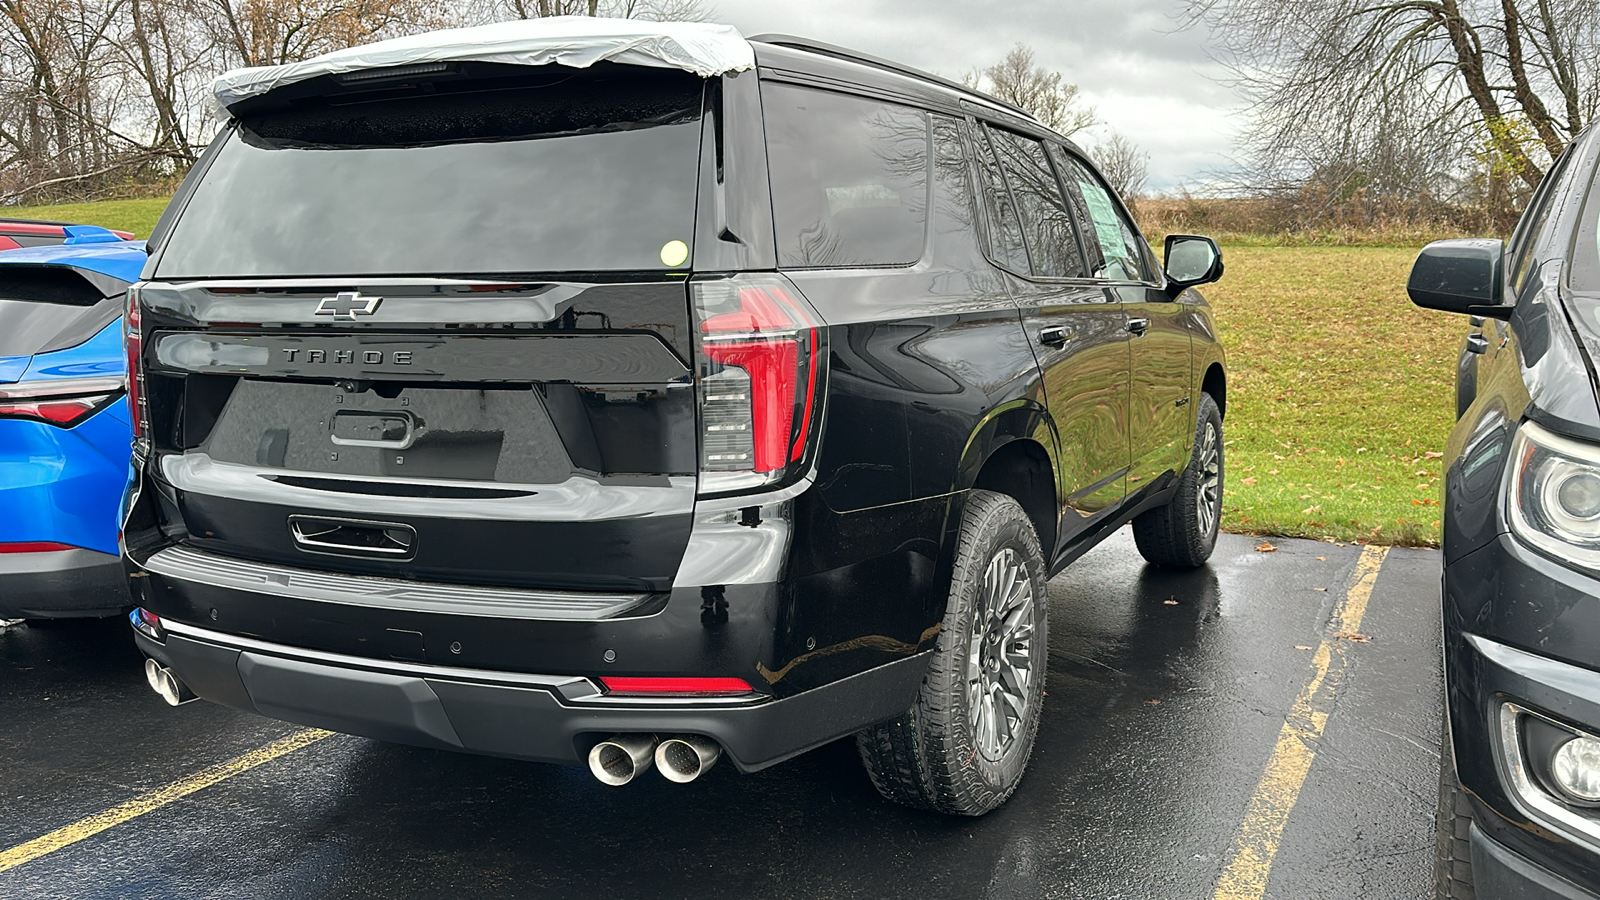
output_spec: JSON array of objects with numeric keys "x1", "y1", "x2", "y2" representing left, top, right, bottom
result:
[
  {"x1": 588, "y1": 734, "x2": 721, "y2": 786},
  {"x1": 143, "y1": 658, "x2": 196, "y2": 707},
  {"x1": 145, "y1": 658, "x2": 721, "y2": 784}
]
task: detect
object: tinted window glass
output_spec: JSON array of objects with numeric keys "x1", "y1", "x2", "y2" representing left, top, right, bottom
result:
[
  {"x1": 764, "y1": 85, "x2": 928, "y2": 267},
  {"x1": 1514, "y1": 146, "x2": 1584, "y2": 292},
  {"x1": 0, "y1": 268, "x2": 119, "y2": 356},
  {"x1": 988, "y1": 128, "x2": 1086, "y2": 278},
  {"x1": 1058, "y1": 153, "x2": 1151, "y2": 282},
  {"x1": 930, "y1": 115, "x2": 980, "y2": 245},
  {"x1": 156, "y1": 69, "x2": 704, "y2": 277},
  {"x1": 972, "y1": 127, "x2": 1031, "y2": 273}
]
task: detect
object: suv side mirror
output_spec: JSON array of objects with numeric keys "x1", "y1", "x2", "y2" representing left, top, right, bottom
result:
[
  {"x1": 1407, "y1": 239, "x2": 1507, "y2": 319},
  {"x1": 1164, "y1": 234, "x2": 1224, "y2": 293}
]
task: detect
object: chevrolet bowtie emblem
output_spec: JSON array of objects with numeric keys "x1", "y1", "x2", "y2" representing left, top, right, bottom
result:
[{"x1": 315, "y1": 291, "x2": 382, "y2": 320}]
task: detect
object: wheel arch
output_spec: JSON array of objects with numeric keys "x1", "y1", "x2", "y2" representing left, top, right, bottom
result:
[
  {"x1": 1202, "y1": 362, "x2": 1226, "y2": 420},
  {"x1": 971, "y1": 437, "x2": 1057, "y2": 557}
]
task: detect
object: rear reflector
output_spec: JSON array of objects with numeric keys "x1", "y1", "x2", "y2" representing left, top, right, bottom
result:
[
  {"x1": 599, "y1": 676, "x2": 754, "y2": 696},
  {"x1": 0, "y1": 541, "x2": 76, "y2": 553}
]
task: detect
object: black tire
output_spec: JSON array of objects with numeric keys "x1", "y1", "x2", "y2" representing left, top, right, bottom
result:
[
  {"x1": 856, "y1": 489, "x2": 1048, "y2": 816},
  {"x1": 1436, "y1": 727, "x2": 1477, "y2": 899},
  {"x1": 1132, "y1": 393, "x2": 1223, "y2": 568}
]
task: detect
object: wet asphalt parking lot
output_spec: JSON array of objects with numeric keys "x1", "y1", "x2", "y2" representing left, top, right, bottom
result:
[{"x1": 1, "y1": 530, "x2": 1442, "y2": 899}]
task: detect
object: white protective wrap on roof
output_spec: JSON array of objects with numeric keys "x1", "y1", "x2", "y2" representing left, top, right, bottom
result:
[{"x1": 210, "y1": 17, "x2": 755, "y2": 116}]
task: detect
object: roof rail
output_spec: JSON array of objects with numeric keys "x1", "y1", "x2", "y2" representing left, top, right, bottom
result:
[{"x1": 745, "y1": 33, "x2": 1035, "y2": 121}]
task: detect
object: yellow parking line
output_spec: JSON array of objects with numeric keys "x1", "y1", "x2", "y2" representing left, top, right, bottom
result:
[
  {"x1": 0, "y1": 728, "x2": 332, "y2": 874},
  {"x1": 1212, "y1": 545, "x2": 1389, "y2": 900}
]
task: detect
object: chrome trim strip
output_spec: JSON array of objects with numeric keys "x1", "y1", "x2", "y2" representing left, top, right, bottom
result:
[
  {"x1": 159, "y1": 454, "x2": 697, "y2": 522},
  {"x1": 161, "y1": 618, "x2": 600, "y2": 698},
  {"x1": 144, "y1": 545, "x2": 652, "y2": 620},
  {"x1": 0, "y1": 375, "x2": 125, "y2": 399},
  {"x1": 157, "y1": 618, "x2": 769, "y2": 708}
]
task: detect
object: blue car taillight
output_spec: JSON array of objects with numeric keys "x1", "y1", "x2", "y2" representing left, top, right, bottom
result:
[{"x1": 0, "y1": 375, "x2": 125, "y2": 428}]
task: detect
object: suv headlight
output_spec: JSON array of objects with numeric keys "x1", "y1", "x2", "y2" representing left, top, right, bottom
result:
[{"x1": 1509, "y1": 421, "x2": 1600, "y2": 566}]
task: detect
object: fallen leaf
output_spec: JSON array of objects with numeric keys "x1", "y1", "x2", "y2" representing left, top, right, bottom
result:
[
  {"x1": 1424, "y1": 451, "x2": 1444, "y2": 459},
  {"x1": 1315, "y1": 556, "x2": 1326, "y2": 561},
  {"x1": 1146, "y1": 699, "x2": 1161, "y2": 705},
  {"x1": 1242, "y1": 476, "x2": 1257, "y2": 486},
  {"x1": 1294, "y1": 645, "x2": 1313, "y2": 650},
  {"x1": 1256, "y1": 541, "x2": 1278, "y2": 553},
  {"x1": 1334, "y1": 632, "x2": 1371, "y2": 643},
  {"x1": 1162, "y1": 598, "x2": 1179, "y2": 606}
]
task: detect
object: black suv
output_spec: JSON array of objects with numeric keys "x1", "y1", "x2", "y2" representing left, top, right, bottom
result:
[
  {"x1": 123, "y1": 26, "x2": 1227, "y2": 815},
  {"x1": 1412, "y1": 123, "x2": 1600, "y2": 896}
]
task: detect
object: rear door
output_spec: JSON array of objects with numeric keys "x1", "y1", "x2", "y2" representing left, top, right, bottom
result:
[
  {"x1": 1054, "y1": 148, "x2": 1192, "y2": 495},
  {"x1": 138, "y1": 66, "x2": 709, "y2": 593},
  {"x1": 974, "y1": 123, "x2": 1129, "y2": 540}
]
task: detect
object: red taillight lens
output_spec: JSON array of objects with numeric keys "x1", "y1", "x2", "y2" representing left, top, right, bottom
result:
[
  {"x1": 0, "y1": 541, "x2": 76, "y2": 553},
  {"x1": 693, "y1": 275, "x2": 821, "y2": 494},
  {"x1": 599, "y1": 676, "x2": 754, "y2": 696},
  {"x1": 124, "y1": 286, "x2": 145, "y2": 440},
  {"x1": 0, "y1": 376, "x2": 124, "y2": 428}
]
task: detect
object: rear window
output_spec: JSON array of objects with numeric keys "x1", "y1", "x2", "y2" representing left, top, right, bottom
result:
[
  {"x1": 0, "y1": 267, "x2": 118, "y2": 356},
  {"x1": 154, "y1": 68, "x2": 705, "y2": 278},
  {"x1": 763, "y1": 85, "x2": 928, "y2": 267}
]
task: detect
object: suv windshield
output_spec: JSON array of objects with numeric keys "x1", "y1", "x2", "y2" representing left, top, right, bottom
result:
[{"x1": 155, "y1": 68, "x2": 705, "y2": 278}]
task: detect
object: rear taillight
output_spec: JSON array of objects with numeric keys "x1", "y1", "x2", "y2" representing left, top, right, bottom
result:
[
  {"x1": 124, "y1": 286, "x2": 146, "y2": 442},
  {"x1": 0, "y1": 376, "x2": 125, "y2": 428},
  {"x1": 692, "y1": 274, "x2": 822, "y2": 495}
]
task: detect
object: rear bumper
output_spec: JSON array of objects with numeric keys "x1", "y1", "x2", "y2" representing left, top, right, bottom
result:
[
  {"x1": 0, "y1": 547, "x2": 130, "y2": 618},
  {"x1": 136, "y1": 620, "x2": 929, "y2": 772}
]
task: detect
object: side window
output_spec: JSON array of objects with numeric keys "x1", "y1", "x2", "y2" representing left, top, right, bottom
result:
[
  {"x1": 1511, "y1": 145, "x2": 1581, "y2": 292},
  {"x1": 930, "y1": 114, "x2": 980, "y2": 243},
  {"x1": 987, "y1": 127, "x2": 1088, "y2": 278},
  {"x1": 970, "y1": 124, "x2": 1032, "y2": 273},
  {"x1": 763, "y1": 84, "x2": 928, "y2": 268},
  {"x1": 1056, "y1": 151, "x2": 1152, "y2": 282}
]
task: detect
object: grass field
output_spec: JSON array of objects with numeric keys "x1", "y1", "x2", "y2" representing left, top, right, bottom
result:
[
  {"x1": 8, "y1": 197, "x2": 170, "y2": 237},
  {"x1": 11, "y1": 200, "x2": 1457, "y2": 546},
  {"x1": 1207, "y1": 246, "x2": 1458, "y2": 547}
]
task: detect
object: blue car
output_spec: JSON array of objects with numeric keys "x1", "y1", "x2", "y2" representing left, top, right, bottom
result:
[{"x1": 0, "y1": 228, "x2": 143, "y2": 619}]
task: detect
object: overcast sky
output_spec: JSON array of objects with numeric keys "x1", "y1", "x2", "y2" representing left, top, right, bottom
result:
[{"x1": 710, "y1": 0, "x2": 1244, "y2": 193}]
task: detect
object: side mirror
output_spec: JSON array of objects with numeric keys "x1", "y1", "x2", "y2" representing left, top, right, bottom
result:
[
  {"x1": 1164, "y1": 234, "x2": 1224, "y2": 293},
  {"x1": 1407, "y1": 239, "x2": 1507, "y2": 318}
]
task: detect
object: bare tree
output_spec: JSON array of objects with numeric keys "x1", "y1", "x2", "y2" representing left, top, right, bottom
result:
[
  {"x1": 965, "y1": 44, "x2": 1097, "y2": 137},
  {"x1": 1182, "y1": 0, "x2": 1600, "y2": 225},
  {"x1": 0, "y1": 0, "x2": 712, "y2": 204},
  {"x1": 1090, "y1": 132, "x2": 1149, "y2": 212}
]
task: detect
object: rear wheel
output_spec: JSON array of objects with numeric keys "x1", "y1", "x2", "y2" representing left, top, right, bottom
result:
[
  {"x1": 856, "y1": 489, "x2": 1048, "y2": 815},
  {"x1": 1132, "y1": 393, "x2": 1223, "y2": 569}
]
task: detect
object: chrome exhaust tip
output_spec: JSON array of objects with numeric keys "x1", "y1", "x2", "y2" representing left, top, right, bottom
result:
[
  {"x1": 587, "y1": 734, "x2": 658, "y2": 786},
  {"x1": 655, "y1": 735, "x2": 722, "y2": 784},
  {"x1": 144, "y1": 658, "x2": 196, "y2": 706}
]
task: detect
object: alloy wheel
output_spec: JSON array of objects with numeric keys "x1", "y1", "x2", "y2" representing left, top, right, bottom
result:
[
  {"x1": 966, "y1": 547, "x2": 1037, "y2": 762},
  {"x1": 1196, "y1": 421, "x2": 1222, "y2": 536}
]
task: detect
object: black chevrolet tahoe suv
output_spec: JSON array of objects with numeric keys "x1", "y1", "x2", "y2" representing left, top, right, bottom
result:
[{"x1": 122, "y1": 26, "x2": 1228, "y2": 815}]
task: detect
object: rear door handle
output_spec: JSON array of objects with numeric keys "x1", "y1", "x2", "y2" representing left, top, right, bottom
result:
[
  {"x1": 1466, "y1": 333, "x2": 1490, "y2": 355},
  {"x1": 1039, "y1": 326, "x2": 1072, "y2": 347},
  {"x1": 1127, "y1": 318, "x2": 1150, "y2": 336}
]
